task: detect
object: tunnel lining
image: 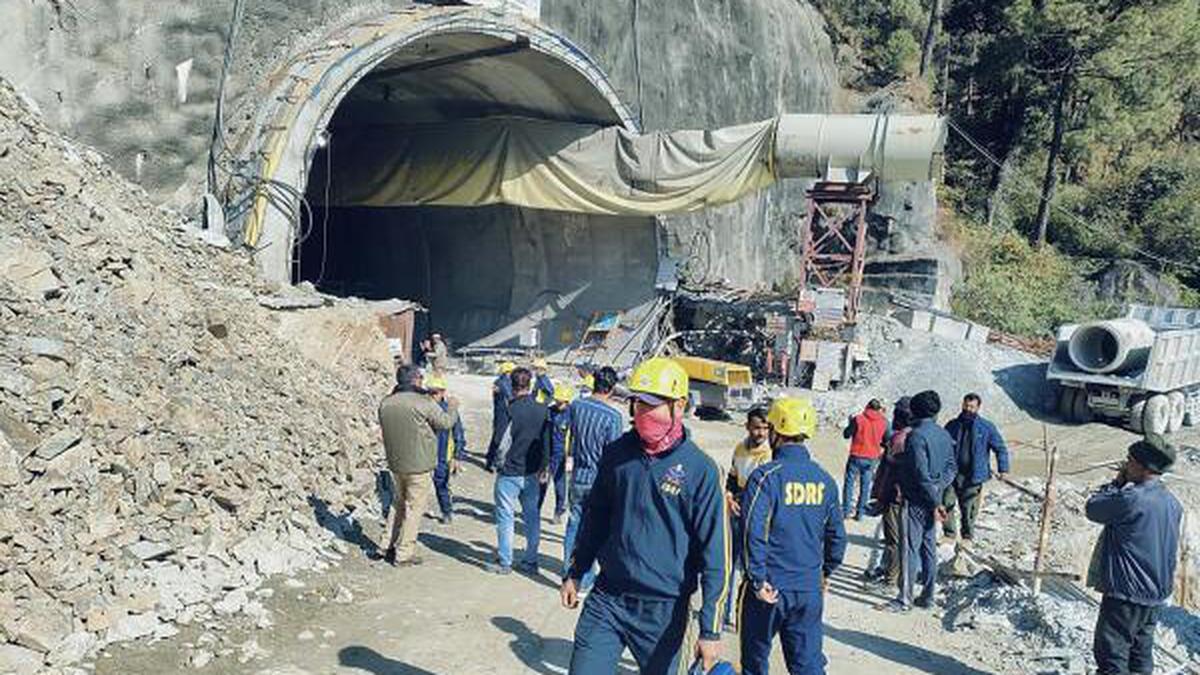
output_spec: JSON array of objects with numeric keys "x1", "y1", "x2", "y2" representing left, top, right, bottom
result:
[{"x1": 233, "y1": 6, "x2": 639, "y2": 283}]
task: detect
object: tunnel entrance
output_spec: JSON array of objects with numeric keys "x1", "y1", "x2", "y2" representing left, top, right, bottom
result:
[{"x1": 291, "y1": 27, "x2": 657, "y2": 354}]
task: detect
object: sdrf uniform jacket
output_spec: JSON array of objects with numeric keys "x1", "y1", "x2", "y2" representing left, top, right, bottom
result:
[{"x1": 567, "y1": 429, "x2": 730, "y2": 640}]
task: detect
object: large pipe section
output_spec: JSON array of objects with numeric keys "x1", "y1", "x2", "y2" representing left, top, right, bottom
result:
[
  {"x1": 773, "y1": 114, "x2": 945, "y2": 183},
  {"x1": 1067, "y1": 318, "x2": 1156, "y2": 374}
]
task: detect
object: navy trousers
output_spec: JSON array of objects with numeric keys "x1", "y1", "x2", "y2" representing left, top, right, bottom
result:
[
  {"x1": 432, "y1": 461, "x2": 452, "y2": 516},
  {"x1": 902, "y1": 502, "x2": 938, "y2": 606},
  {"x1": 538, "y1": 456, "x2": 568, "y2": 516},
  {"x1": 739, "y1": 587, "x2": 826, "y2": 675},
  {"x1": 569, "y1": 589, "x2": 689, "y2": 675}
]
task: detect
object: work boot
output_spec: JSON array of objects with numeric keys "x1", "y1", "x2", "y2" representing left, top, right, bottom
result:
[
  {"x1": 516, "y1": 560, "x2": 538, "y2": 575},
  {"x1": 439, "y1": 512, "x2": 453, "y2": 525},
  {"x1": 383, "y1": 547, "x2": 397, "y2": 566},
  {"x1": 914, "y1": 595, "x2": 934, "y2": 609},
  {"x1": 877, "y1": 599, "x2": 911, "y2": 614},
  {"x1": 396, "y1": 556, "x2": 424, "y2": 568}
]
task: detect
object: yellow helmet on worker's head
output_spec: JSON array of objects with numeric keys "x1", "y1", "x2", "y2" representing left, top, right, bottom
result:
[
  {"x1": 629, "y1": 357, "x2": 689, "y2": 403},
  {"x1": 533, "y1": 357, "x2": 549, "y2": 370},
  {"x1": 425, "y1": 375, "x2": 448, "y2": 391},
  {"x1": 767, "y1": 397, "x2": 817, "y2": 439},
  {"x1": 498, "y1": 361, "x2": 516, "y2": 375},
  {"x1": 582, "y1": 373, "x2": 595, "y2": 390},
  {"x1": 553, "y1": 384, "x2": 578, "y2": 404}
]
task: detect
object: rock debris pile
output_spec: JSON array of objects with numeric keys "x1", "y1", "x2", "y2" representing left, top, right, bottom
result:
[{"x1": 0, "y1": 78, "x2": 392, "y2": 672}]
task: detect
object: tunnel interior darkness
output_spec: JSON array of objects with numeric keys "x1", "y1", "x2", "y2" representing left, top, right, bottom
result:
[{"x1": 295, "y1": 31, "x2": 658, "y2": 352}]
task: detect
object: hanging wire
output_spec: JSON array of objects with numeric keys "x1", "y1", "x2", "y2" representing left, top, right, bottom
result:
[{"x1": 946, "y1": 117, "x2": 1200, "y2": 273}]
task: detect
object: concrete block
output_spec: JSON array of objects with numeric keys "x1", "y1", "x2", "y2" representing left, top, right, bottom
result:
[
  {"x1": 966, "y1": 322, "x2": 990, "y2": 343},
  {"x1": 930, "y1": 315, "x2": 970, "y2": 341},
  {"x1": 904, "y1": 309, "x2": 933, "y2": 332}
]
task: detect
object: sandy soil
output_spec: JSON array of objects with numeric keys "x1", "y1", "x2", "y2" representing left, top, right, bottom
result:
[{"x1": 97, "y1": 374, "x2": 1199, "y2": 674}]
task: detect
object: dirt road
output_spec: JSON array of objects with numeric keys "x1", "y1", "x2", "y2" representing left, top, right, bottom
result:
[{"x1": 101, "y1": 374, "x2": 1197, "y2": 674}]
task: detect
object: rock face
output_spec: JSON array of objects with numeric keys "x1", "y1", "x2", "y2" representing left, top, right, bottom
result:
[{"x1": 0, "y1": 77, "x2": 393, "y2": 667}]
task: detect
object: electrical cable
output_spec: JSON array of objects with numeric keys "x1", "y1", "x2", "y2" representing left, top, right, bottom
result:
[
  {"x1": 206, "y1": 0, "x2": 247, "y2": 197},
  {"x1": 947, "y1": 117, "x2": 1200, "y2": 273}
]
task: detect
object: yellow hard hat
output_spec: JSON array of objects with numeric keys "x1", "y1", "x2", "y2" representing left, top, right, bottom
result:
[
  {"x1": 767, "y1": 397, "x2": 817, "y2": 438},
  {"x1": 553, "y1": 384, "x2": 578, "y2": 404},
  {"x1": 533, "y1": 357, "x2": 549, "y2": 370},
  {"x1": 582, "y1": 373, "x2": 595, "y2": 390},
  {"x1": 498, "y1": 361, "x2": 516, "y2": 374},
  {"x1": 629, "y1": 357, "x2": 689, "y2": 402},
  {"x1": 425, "y1": 375, "x2": 448, "y2": 391}
]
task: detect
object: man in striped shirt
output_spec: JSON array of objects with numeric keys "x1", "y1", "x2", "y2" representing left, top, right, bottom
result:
[{"x1": 560, "y1": 366, "x2": 624, "y2": 591}]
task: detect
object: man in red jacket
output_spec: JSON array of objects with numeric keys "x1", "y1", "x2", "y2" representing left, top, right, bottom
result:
[{"x1": 842, "y1": 399, "x2": 888, "y2": 520}]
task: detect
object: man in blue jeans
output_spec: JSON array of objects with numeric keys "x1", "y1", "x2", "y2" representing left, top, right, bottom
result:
[
  {"x1": 489, "y1": 368, "x2": 551, "y2": 575},
  {"x1": 841, "y1": 399, "x2": 888, "y2": 520},
  {"x1": 561, "y1": 366, "x2": 624, "y2": 591}
]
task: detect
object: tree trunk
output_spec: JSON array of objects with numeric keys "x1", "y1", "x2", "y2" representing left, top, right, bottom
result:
[
  {"x1": 919, "y1": 0, "x2": 941, "y2": 77},
  {"x1": 1034, "y1": 68, "x2": 1071, "y2": 247}
]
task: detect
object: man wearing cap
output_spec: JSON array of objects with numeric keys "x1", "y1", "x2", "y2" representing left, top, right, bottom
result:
[
  {"x1": 378, "y1": 365, "x2": 458, "y2": 566},
  {"x1": 884, "y1": 389, "x2": 956, "y2": 611},
  {"x1": 426, "y1": 376, "x2": 467, "y2": 525},
  {"x1": 485, "y1": 361, "x2": 516, "y2": 472},
  {"x1": 1086, "y1": 433, "x2": 1182, "y2": 675},
  {"x1": 739, "y1": 397, "x2": 846, "y2": 675},
  {"x1": 561, "y1": 357, "x2": 729, "y2": 674}
]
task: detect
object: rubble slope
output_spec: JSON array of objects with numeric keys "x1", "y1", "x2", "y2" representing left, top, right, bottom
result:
[{"x1": 0, "y1": 78, "x2": 390, "y2": 670}]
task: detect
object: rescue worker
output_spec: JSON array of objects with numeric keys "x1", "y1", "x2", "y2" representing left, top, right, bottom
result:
[
  {"x1": 738, "y1": 397, "x2": 846, "y2": 675},
  {"x1": 485, "y1": 361, "x2": 516, "y2": 473},
  {"x1": 378, "y1": 365, "x2": 458, "y2": 566},
  {"x1": 540, "y1": 384, "x2": 576, "y2": 523},
  {"x1": 560, "y1": 366, "x2": 624, "y2": 592},
  {"x1": 575, "y1": 362, "x2": 596, "y2": 396},
  {"x1": 864, "y1": 398, "x2": 912, "y2": 587},
  {"x1": 942, "y1": 393, "x2": 1010, "y2": 545},
  {"x1": 841, "y1": 399, "x2": 888, "y2": 520},
  {"x1": 425, "y1": 375, "x2": 466, "y2": 525},
  {"x1": 561, "y1": 357, "x2": 728, "y2": 674},
  {"x1": 1086, "y1": 433, "x2": 1182, "y2": 675},
  {"x1": 883, "y1": 390, "x2": 956, "y2": 612},
  {"x1": 490, "y1": 368, "x2": 551, "y2": 575},
  {"x1": 723, "y1": 406, "x2": 773, "y2": 631},
  {"x1": 533, "y1": 357, "x2": 556, "y2": 404},
  {"x1": 429, "y1": 333, "x2": 450, "y2": 373}
]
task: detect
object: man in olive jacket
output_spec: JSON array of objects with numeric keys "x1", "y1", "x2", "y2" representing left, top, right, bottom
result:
[{"x1": 379, "y1": 365, "x2": 458, "y2": 566}]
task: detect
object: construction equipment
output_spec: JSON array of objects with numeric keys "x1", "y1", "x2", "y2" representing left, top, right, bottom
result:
[
  {"x1": 670, "y1": 355, "x2": 755, "y2": 411},
  {"x1": 1047, "y1": 304, "x2": 1200, "y2": 435}
]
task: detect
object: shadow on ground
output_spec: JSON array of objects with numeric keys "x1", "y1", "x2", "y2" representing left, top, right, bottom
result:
[
  {"x1": 825, "y1": 626, "x2": 993, "y2": 675},
  {"x1": 992, "y1": 363, "x2": 1055, "y2": 421},
  {"x1": 309, "y1": 495, "x2": 379, "y2": 559},
  {"x1": 491, "y1": 616, "x2": 638, "y2": 674},
  {"x1": 338, "y1": 645, "x2": 436, "y2": 674}
]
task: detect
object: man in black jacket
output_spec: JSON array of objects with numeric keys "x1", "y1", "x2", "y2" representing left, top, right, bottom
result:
[
  {"x1": 489, "y1": 368, "x2": 551, "y2": 575},
  {"x1": 1087, "y1": 433, "x2": 1182, "y2": 675}
]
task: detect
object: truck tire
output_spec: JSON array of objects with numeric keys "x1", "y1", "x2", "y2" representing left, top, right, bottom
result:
[
  {"x1": 1072, "y1": 390, "x2": 1094, "y2": 424},
  {"x1": 1142, "y1": 395, "x2": 1171, "y2": 436},
  {"x1": 1058, "y1": 389, "x2": 1078, "y2": 423},
  {"x1": 1129, "y1": 399, "x2": 1147, "y2": 433},
  {"x1": 1167, "y1": 391, "x2": 1186, "y2": 433}
]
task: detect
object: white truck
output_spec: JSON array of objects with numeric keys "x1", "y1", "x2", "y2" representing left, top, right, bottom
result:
[{"x1": 1048, "y1": 304, "x2": 1200, "y2": 435}]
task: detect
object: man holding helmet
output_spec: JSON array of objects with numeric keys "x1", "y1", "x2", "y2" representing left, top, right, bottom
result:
[
  {"x1": 561, "y1": 357, "x2": 729, "y2": 674},
  {"x1": 738, "y1": 397, "x2": 846, "y2": 675}
]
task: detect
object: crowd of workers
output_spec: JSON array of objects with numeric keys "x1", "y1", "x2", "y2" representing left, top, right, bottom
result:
[{"x1": 376, "y1": 350, "x2": 1184, "y2": 675}]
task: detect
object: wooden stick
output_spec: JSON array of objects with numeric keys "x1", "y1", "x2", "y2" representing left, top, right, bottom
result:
[
  {"x1": 1032, "y1": 443, "x2": 1059, "y2": 595},
  {"x1": 997, "y1": 475, "x2": 1044, "y2": 501}
]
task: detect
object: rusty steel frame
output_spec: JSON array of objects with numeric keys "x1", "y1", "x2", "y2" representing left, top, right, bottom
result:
[{"x1": 797, "y1": 182, "x2": 874, "y2": 324}]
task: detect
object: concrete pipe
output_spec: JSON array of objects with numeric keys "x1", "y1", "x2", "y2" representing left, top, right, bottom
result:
[{"x1": 1067, "y1": 318, "x2": 1156, "y2": 375}]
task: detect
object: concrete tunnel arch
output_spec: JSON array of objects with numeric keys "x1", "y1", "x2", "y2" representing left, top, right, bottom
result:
[{"x1": 233, "y1": 6, "x2": 662, "y2": 354}]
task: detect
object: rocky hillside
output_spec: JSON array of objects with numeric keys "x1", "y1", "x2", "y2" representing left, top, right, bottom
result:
[{"x1": 0, "y1": 79, "x2": 393, "y2": 672}]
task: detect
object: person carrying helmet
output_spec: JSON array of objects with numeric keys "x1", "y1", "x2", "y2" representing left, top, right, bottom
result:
[
  {"x1": 485, "y1": 361, "x2": 517, "y2": 472},
  {"x1": 533, "y1": 357, "x2": 556, "y2": 404},
  {"x1": 540, "y1": 384, "x2": 576, "y2": 522},
  {"x1": 425, "y1": 376, "x2": 467, "y2": 525},
  {"x1": 561, "y1": 357, "x2": 729, "y2": 674},
  {"x1": 738, "y1": 397, "x2": 846, "y2": 675}
]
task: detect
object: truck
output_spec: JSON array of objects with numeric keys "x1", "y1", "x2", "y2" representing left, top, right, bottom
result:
[{"x1": 1047, "y1": 304, "x2": 1200, "y2": 435}]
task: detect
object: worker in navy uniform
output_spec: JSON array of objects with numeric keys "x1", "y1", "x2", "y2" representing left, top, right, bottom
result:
[
  {"x1": 485, "y1": 361, "x2": 516, "y2": 472},
  {"x1": 425, "y1": 375, "x2": 466, "y2": 525},
  {"x1": 561, "y1": 357, "x2": 729, "y2": 675},
  {"x1": 1087, "y1": 433, "x2": 1182, "y2": 675},
  {"x1": 738, "y1": 397, "x2": 846, "y2": 675},
  {"x1": 540, "y1": 384, "x2": 576, "y2": 523}
]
